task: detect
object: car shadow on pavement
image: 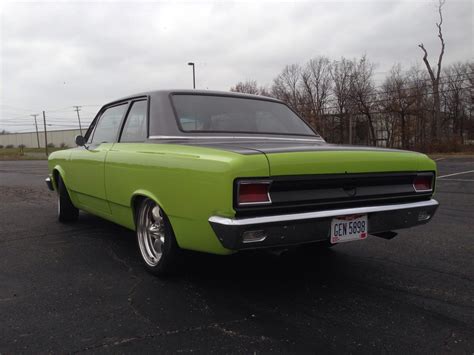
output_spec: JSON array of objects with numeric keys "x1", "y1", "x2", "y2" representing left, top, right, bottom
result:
[
  {"x1": 47, "y1": 211, "x2": 474, "y2": 353},
  {"x1": 74, "y1": 210, "x2": 349, "y2": 281}
]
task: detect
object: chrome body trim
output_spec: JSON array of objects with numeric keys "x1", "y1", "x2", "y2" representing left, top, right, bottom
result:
[
  {"x1": 236, "y1": 180, "x2": 272, "y2": 207},
  {"x1": 413, "y1": 186, "x2": 433, "y2": 193},
  {"x1": 413, "y1": 172, "x2": 435, "y2": 193},
  {"x1": 209, "y1": 199, "x2": 439, "y2": 226},
  {"x1": 148, "y1": 135, "x2": 325, "y2": 142},
  {"x1": 241, "y1": 230, "x2": 267, "y2": 243}
]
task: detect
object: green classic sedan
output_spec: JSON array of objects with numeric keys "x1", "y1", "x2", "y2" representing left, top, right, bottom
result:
[{"x1": 46, "y1": 90, "x2": 439, "y2": 275}]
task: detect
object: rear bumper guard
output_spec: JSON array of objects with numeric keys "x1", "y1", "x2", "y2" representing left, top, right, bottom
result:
[{"x1": 209, "y1": 199, "x2": 439, "y2": 250}]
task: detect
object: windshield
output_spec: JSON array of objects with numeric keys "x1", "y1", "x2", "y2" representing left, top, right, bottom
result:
[{"x1": 171, "y1": 94, "x2": 318, "y2": 136}]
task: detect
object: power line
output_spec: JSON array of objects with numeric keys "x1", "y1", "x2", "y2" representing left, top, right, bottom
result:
[
  {"x1": 44, "y1": 106, "x2": 77, "y2": 112},
  {"x1": 371, "y1": 71, "x2": 473, "y2": 91},
  {"x1": 293, "y1": 73, "x2": 473, "y2": 109},
  {"x1": 0, "y1": 114, "x2": 33, "y2": 121},
  {"x1": 322, "y1": 75, "x2": 472, "y2": 106},
  {"x1": 1, "y1": 115, "x2": 94, "y2": 122},
  {"x1": 0, "y1": 104, "x2": 38, "y2": 111},
  {"x1": 293, "y1": 85, "x2": 473, "y2": 114},
  {"x1": 302, "y1": 83, "x2": 473, "y2": 113},
  {"x1": 5, "y1": 128, "x2": 38, "y2": 133}
]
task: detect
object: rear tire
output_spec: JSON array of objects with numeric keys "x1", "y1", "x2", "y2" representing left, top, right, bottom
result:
[
  {"x1": 136, "y1": 199, "x2": 179, "y2": 276},
  {"x1": 57, "y1": 176, "x2": 79, "y2": 223}
]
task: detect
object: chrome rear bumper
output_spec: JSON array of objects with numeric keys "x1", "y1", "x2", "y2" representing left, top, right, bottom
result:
[{"x1": 209, "y1": 199, "x2": 439, "y2": 250}]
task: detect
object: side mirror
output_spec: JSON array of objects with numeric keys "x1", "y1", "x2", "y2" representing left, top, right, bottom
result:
[{"x1": 75, "y1": 135, "x2": 86, "y2": 146}]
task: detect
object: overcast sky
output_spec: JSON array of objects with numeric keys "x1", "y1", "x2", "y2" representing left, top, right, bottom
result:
[{"x1": 1, "y1": 0, "x2": 472, "y2": 132}]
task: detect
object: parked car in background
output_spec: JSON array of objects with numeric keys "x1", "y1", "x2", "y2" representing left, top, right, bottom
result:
[{"x1": 46, "y1": 90, "x2": 439, "y2": 275}]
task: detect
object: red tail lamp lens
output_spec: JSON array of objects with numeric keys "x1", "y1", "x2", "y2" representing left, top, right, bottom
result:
[
  {"x1": 414, "y1": 175, "x2": 433, "y2": 192},
  {"x1": 238, "y1": 183, "x2": 271, "y2": 204}
]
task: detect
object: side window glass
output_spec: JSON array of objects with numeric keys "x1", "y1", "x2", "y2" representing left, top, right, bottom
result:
[
  {"x1": 84, "y1": 117, "x2": 98, "y2": 143},
  {"x1": 90, "y1": 104, "x2": 127, "y2": 144},
  {"x1": 120, "y1": 101, "x2": 148, "y2": 142}
]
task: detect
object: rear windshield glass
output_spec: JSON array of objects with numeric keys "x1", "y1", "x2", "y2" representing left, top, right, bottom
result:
[{"x1": 171, "y1": 94, "x2": 317, "y2": 136}]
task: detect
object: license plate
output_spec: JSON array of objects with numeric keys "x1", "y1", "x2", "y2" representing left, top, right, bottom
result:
[{"x1": 330, "y1": 214, "x2": 368, "y2": 244}]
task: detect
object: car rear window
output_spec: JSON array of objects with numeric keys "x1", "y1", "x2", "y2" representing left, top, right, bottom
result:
[{"x1": 171, "y1": 94, "x2": 317, "y2": 136}]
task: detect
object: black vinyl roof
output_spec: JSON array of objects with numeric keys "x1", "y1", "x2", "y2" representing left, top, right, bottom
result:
[
  {"x1": 96, "y1": 89, "x2": 319, "y2": 139},
  {"x1": 114, "y1": 89, "x2": 283, "y2": 104}
]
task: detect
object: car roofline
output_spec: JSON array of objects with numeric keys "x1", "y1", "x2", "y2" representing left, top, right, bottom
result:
[{"x1": 106, "y1": 89, "x2": 284, "y2": 107}]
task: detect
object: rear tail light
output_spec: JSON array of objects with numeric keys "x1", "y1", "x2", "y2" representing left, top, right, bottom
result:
[
  {"x1": 413, "y1": 174, "x2": 434, "y2": 192},
  {"x1": 237, "y1": 181, "x2": 272, "y2": 206}
]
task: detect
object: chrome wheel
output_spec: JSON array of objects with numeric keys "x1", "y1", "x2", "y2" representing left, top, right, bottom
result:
[{"x1": 137, "y1": 200, "x2": 166, "y2": 267}]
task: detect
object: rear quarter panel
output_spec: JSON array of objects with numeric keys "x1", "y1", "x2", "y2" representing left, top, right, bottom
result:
[{"x1": 104, "y1": 143, "x2": 269, "y2": 254}]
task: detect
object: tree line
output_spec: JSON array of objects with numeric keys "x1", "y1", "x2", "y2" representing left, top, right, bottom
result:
[
  {"x1": 231, "y1": 57, "x2": 473, "y2": 152},
  {"x1": 231, "y1": 1, "x2": 472, "y2": 152}
]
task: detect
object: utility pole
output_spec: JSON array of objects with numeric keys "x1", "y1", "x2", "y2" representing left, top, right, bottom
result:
[
  {"x1": 73, "y1": 106, "x2": 83, "y2": 135},
  {"x1": 31, "y1": 114, "x2": 41, "y2": 148},
  {"x1": 42, "y1": 111, "x2": 49, "y2": 157}
]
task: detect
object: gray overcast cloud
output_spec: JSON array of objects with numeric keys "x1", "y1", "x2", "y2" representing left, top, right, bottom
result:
[{"x1": 1, "y1": 0, "x2": 472, "y2": 132}]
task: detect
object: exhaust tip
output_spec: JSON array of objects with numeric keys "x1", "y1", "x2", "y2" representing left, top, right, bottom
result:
[
  {"x1": 418, "y1": 210, "x2": 432, "y2": 221},
  {"x1": 242, "y1": 230, "x2": 267, "y2": 244}
]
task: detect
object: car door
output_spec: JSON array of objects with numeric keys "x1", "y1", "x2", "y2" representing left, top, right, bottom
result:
[
  {"x1": 68, "y1": 102, "x2": 129, "y2": 216},
  {"x1": 104, "y1": 99, "x2": 149, "y2": 221}
]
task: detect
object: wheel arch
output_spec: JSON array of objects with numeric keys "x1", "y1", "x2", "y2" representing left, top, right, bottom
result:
[
  {"x1": 130, "y1": 190, "x2": 166, "y2": 228},
  {"x1": 51, "y1": 165, "x2": 67, "y2": 190}
]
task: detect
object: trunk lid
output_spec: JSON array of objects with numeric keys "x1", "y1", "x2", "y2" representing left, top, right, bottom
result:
[
  {"x1": 260, "y1": 145, "x2": 425, "y2": 176},
  {"x1": 162, "y1": 137, "x2": 433, "y2": 175},
  {"x1": 206, "y1": 140, "x2": 428, "y2": 175}
]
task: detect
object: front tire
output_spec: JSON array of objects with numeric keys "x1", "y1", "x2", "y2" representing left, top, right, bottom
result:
[
  {"x1": 136, "y1": 199, "x2": 179, "y2": 276},
  {"x1": 57, "y1": 176, "x2": 79, "y2": 223}
]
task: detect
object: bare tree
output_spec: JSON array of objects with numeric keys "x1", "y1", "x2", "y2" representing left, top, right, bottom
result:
[
  {"x1": 443, "y1": 62, "x2": 471, "y2": 143},
  {"x1": 331, "y1": 57, "x2": 355, "y2": 143},
  {"x1": 349, "y1": 55, "x2": 378, "y2": 146},
  {"x1": 271, "y1": 64, "x2": 302, "y2": 110},
  {"x1": 418, "y1": 0, "x2": 446, "y2": 141},
  {"x1": 405, "y1": 66, "x2": 431, "y2": 149},
  {"x1": 300, "y1": 56, "x2": 332, "y2": 133},
  {"x1": 229, "y1": 36, "x2": 473, "y2": 151},
  {"x1": 230, "y1": 80, "x2": 260, "y2": 95},
  {"x1": 468, "y1": 62, "x2": 474, "y2": 137},
  {"x1": 258, "y1": 85, "x2": 272, "y2": 97},
  {"x1": 381, "y1": 64, "x2": 417, "y2": 149}
]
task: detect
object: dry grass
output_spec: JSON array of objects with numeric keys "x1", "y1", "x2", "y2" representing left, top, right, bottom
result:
[{"x1": 0, "y1": 147, "x2": 64, "y2": 160}]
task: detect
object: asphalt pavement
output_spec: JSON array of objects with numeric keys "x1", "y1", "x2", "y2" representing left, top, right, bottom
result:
[{"x1": 0, "y1": 157, "x2": 473, "y2": 353}]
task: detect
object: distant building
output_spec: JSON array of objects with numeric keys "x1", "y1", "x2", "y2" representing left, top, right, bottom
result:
[{"x1": 0, "y1": 129, "x2": 82, "y2": 148}]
